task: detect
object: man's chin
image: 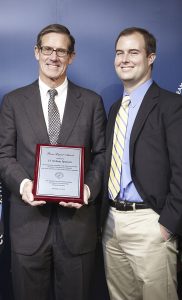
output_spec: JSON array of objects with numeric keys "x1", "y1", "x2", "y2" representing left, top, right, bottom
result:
[
  {"x1": 120, "y1": 76, "x2": 133, "y2": 82},
  {"x1": 47, "y1": 73, "x2": 62, "y2": 80}
]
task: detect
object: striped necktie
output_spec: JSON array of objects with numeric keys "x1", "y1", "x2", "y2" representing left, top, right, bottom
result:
[
  {"x1": 48, "y1": 89, "x2": 61, "y2": 144},
  {"x1": 108, "y1": 95, "x2": 130, "y2": 200}
]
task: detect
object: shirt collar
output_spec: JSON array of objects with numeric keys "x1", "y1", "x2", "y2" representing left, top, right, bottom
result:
[
  {"x1": 124, "y1": 79, "x2": 153, "y2": 108},
  {"x1": 38, "y1": 77, "x2": 68, "y2": 97}
]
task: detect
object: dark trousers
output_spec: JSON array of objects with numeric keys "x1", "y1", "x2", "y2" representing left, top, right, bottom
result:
[{"x1": 11, "y1": 217, "x2": 95, "y2": 300}]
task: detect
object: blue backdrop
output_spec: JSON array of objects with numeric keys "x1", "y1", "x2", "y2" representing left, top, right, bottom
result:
[
  {"x1": 1, "y1": 0, "x2": 182, "y2": 112},
  {"x1": 0, "y1": 1, "x2": 182, "y2": 299}
]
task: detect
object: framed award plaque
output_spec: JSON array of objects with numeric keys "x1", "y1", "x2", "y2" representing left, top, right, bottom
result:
[{"x1": 33, "y1": 144, "x2": 84, "y2": 203}]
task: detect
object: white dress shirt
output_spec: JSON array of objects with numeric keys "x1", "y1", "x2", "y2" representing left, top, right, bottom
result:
[{"x1": 39, "y1": 77, "x2": 68, "y2": 128}]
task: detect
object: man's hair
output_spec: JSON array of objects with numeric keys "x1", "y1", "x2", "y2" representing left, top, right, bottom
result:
[
  {"x1": 115, "y1": 27, "x2": 156, "y2": 56},
  {"x1": 36, "y1": 24, "x2": 75, "y2": 53}
]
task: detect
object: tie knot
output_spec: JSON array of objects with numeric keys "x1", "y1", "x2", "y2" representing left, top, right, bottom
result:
[
  {"x1": 48, "y1": 89, "x2": 58, "y2": 99},
  {"x1": 122, "y1": 95, "x2": 130, "y2": 109}
]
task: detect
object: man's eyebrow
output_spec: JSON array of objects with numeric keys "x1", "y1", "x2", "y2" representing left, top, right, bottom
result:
[
  {"x1": 129, "y1": 48, "x2": 141, "y2": 52},
  {"x1": 116, "y1": 48, "x2": 140, "y2": 52}
]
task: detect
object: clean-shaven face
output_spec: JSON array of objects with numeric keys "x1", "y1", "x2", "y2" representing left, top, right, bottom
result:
[
  {"x1": 114, "y1": 32, "x2": 156, "y2": 91},
  {"x1": 34, "y1": 32, "x2": 75, "y2": 87}
]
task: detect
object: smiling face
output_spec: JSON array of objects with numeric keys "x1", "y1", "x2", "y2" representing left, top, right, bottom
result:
[
  {"x1": 34, "y1": 32, "x2": 75, "y2": 88},
  {"x1": 114, "y1": 32, "x2": 156, "y2": 93}
]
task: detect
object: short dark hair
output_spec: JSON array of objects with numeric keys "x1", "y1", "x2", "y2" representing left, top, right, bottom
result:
[
  {"x1": 36, "y1": 24, "x2": 75, "y2": 53},
  {"x1": 115, "y1": 27, "x2": 156, "y2": 56}
]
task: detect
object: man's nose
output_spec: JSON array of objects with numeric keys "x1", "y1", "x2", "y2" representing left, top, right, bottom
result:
[
  {"x1": 50, "y1": 49, "x2": 58, "y2": 59},
  {"x1": 122, "y1": 53, "x2": 130, "y2": 62}
]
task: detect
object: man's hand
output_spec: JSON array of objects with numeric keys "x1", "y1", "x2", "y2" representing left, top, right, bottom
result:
[
  {"x1": 21, "y1": 181, "x2": 46, "y2": 206},
  {"x1": 59, "y1": 201, "x2": 83, "y2": 209},
  {"x1": 59, "y1": 184, "x2": 90, "y2": 209},
  {"x1": 160, "y1": 224, "x2": 172, "y2": 241}
]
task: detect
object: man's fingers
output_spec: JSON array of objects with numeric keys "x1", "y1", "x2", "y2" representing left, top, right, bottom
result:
[
  {"x1": 29, "y1": 200, "x2": 46, "y2": 206},
  {"x1": 22, "y1": 181, "x2": 46, "y2": 206},
  {"x1": 59, "y1": 201, "x2": 83, "y2": 209}
]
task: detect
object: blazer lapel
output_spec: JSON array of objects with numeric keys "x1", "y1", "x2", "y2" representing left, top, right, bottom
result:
[
  {"x1": 23, "y1": 81, "x2": 49, "y2": 143},
  {"x1": 130, "y1": 82, "x2": 159, "y2": 167},
  {"x1": 106, "y1": 99, "x2": 121, "y2": 179},
  {"x1": 58, "y1": 81, "x2": 83, "y2": 145}
]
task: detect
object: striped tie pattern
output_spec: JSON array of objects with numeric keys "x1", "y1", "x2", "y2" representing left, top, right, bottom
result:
[
  {"x1": 48, "y1": 89, "x2": 61, "y2": 144},
  {"x1": 108, "y1": 95, "x2": 130, "y2": 200}
]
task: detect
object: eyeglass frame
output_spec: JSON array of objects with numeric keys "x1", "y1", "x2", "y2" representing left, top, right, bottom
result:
[{"x1": 39, "y1": 45, "x2": 72, "y2": 57}]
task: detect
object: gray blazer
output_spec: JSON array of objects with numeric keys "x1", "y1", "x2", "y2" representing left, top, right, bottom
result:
[{"x1": 0, "y1": 80, "x2": 107, "y2": 254}]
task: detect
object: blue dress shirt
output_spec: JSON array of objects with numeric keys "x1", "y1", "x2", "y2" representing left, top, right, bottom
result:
[{"x1": 119, "y1": 79, "x2": 153, "y2": 202}]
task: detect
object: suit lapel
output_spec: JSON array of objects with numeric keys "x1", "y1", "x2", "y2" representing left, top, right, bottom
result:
[
  {"x1": 106, "y1": 99, "x2": 121, "y2": 179},
  {"x1": 23, "y1": 81, "x2": 49, "y2": 143},
  {"x1": 58, "y1": 81, "x2": 83, "y2": 144},
  {"x1": 130, "y1": 82, "x2": 159, "y2": 166}
]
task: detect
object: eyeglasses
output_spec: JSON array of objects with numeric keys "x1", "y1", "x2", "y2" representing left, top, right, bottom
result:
[{"x1": 40, "y1": 46, "x2": 70, "y2": 57}]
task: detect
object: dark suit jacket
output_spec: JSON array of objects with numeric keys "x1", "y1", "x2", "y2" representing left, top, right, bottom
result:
[
  {"x1": 0, "y1": 80, "x2": 107, "y2": 255},
  {"x1": 101, "y1": 82, "x2": 182, "y2": 236}
]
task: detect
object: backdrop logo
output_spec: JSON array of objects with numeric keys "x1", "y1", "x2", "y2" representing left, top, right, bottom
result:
[{"x1": 176, "y1": 82, "x2": 182, "y2": 94}]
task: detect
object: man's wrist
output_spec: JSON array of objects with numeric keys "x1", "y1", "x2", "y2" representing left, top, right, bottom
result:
[
  {"x1": 165, "y1": 228, "x2": 174, "y2": 236},
  {"x1": 160, "y1": 224, "x2": 174, "y2": 236}
]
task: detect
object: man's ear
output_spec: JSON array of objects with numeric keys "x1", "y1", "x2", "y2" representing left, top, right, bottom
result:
[
  {"x1": 34, "y1": 46, "x2": 39, "y2": 61},
  {"x1": 68, "y1": 52, "x2": 76, "y2": 65},
  {"x1": 148, "y1": 53, "x2": 156, "y2": 66}
]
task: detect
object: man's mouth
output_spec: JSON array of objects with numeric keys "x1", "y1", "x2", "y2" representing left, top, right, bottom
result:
[
  {"x1": 121, "y1": 66, "x2": 133, "y2": 70},
  {"x1": 47, "y1": 64, "x2": 60, "y2": 69}
]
